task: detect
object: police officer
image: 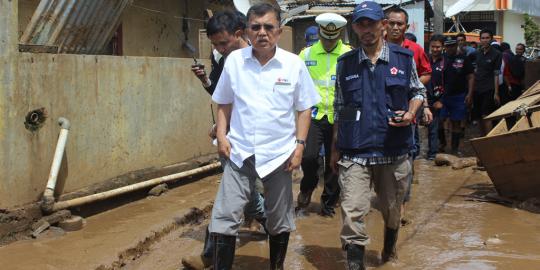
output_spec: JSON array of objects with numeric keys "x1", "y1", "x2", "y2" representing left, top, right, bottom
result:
[
  {"x1": 296, "y1": 13, "x2": 352, "y2": 217},
  {"x1": 330, "y1": 2, "x2": 426, "y2": 268}
]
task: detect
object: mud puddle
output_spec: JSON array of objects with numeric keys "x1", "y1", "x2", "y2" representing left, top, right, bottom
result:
[{"x1": 120, "y1": 161, "x2": 540, "y2": 270}]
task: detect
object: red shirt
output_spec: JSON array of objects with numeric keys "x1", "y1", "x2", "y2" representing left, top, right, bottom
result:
[{"x1": 402, "y1": 39, "x2": 432, "y2": 77}]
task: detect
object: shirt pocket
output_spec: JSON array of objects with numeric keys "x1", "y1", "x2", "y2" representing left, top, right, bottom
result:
[
  {"x1": 341, "y1": 77, "x2": 363, "y2": 106},
  {"x1": 385, "y1": 76, "x2": 409, "y2": 110},
  {"x1": 271, "y1": 83, "x2": 295, "y2": 110}
]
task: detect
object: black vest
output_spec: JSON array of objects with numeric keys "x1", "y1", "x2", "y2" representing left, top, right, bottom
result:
[{"x1": 336, "y1": 43, "x2": 414, "y2": 157}]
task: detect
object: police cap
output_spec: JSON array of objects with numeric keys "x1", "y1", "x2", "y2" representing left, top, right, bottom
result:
[{"x1": 315, "y1": 13, "x2": 347, "y2": 40}]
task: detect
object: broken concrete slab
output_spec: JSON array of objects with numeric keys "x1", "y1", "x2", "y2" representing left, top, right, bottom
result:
[{"x1": 148, "y1": 184, "x2": 169, "y2": 197}]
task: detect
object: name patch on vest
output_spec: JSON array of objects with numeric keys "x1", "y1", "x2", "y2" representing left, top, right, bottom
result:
[
  {"x1": 345, "y1": 74, "x2": 359, "y2": 81},
  {"x1": 305, "y1": 60, "x2": 317, "y2": 66}
]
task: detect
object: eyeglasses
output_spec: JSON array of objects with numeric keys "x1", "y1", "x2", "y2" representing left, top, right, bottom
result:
[{"x1": 249, "y1": 24, "x2": 278, "y2": 32}]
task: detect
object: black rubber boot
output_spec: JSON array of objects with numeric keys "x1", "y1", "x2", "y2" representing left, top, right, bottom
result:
[
  {"x1": 269, "y1": 232, "x2": 290, "y2": 270},
  {"x1": 346, "y1": 244, "x2": 365, "y2": 270},
  {"x1": 451, "y1": 132, "x2": 462, "y2": 153},
  {"x1": 213, "y1": 233, "x2": 236, "y2": 270},
  {"x1": 381, "y1": 227, "x2": 399, "y2": 263},
  {"x1": 438, "y1": 128, "x2": 446, "y2": 152}
]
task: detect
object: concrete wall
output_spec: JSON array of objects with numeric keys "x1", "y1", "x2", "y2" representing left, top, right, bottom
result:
[
  {"x1": 122, "y1": 0, "x2": 205, "y2": 57},
  {"x1": 1, "y1": 1, "x2": 216, "y2": 209},
  {"x1": 501, "y1": 11, "x2": 526, "y2": 49}
]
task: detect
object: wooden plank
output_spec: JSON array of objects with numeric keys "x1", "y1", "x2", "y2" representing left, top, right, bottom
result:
[
  {"x1": 486, "y1": 118, "x2": 508, "y2": 137},
  {"x1": 520, "y1": 80, "x2": 540, "y2": 98},
  {"x1": 484, "y1": 94, "x2": 540, "y2": 120},
  {"x1": 18, "y1": 44, "x2": 58, "y2": 53},
  {"x1": 485, "y1": 160, "x2": 540, "y2": 200},
  {"x1": 472, "y1": 127, "x2": 540, "y2": 200}
]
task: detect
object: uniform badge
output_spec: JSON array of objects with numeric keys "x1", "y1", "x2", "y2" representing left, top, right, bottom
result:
[
  {"x1": 390, "y1": 67, "x2": 398, "y2": 75},
  {"x1": 305, "y1": 60, "x2": 317, "y2": 66}
]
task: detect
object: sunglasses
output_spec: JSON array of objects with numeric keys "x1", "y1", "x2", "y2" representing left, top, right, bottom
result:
[{"x1": 250, "y1": 24, "x2": 278, "y2": 32}]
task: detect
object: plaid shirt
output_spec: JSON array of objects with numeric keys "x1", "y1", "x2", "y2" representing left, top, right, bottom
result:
[{"x1": 334, "y1": 41, "x2": 425, "y2": 165}]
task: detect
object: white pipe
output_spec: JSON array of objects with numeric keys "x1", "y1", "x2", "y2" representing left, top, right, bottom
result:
[
  {"x1": 42, "y1": 117, "x2": 71, "y2": 212},
  {"x1": 51, "y1": 162, "x2": 221, "y2": 212}
]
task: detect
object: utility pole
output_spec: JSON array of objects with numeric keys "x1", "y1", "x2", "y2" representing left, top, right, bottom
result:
[{"x1": 433, "y1": 0, "x2": 444, "y2": 34}]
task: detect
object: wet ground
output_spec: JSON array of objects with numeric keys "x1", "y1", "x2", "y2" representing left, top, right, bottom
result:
[{"x1": 1, "y1": 155, "x2": 539, "y2": 270}]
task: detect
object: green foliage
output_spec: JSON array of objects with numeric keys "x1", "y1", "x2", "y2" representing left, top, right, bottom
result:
[{"x1": 524, "y1": 14, "x2": 540, "y2": 47}]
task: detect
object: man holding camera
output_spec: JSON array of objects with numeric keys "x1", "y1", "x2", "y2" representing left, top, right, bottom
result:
[{"x1": 330, "y1": 2, "x2": 425, "y2": 268}]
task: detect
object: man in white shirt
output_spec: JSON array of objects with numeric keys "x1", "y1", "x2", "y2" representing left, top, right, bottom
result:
[{"x1": 210, "y1": 3, "x2": 320, "y2": 270}]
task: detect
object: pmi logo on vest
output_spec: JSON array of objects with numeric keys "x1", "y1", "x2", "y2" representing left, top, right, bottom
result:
[{"x1": 390, "y1": 67, "x2": 405, "y2": 76}]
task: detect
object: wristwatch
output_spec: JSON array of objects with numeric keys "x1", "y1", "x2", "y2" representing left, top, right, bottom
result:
[{"x1": 295, "y1": 139, "x2": 306, "y2": 146}]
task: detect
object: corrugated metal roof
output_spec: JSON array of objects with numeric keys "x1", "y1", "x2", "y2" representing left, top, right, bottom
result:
[
  {"x1": 20, "y1": 0, "x2": 133, "y2": 54},
  {"x1": 512, "y1": 0, "x2": 540, "y2": 18}
]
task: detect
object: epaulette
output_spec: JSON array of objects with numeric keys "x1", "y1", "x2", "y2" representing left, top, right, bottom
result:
[
  {"x1": 388, "y1": 43, "x2": 413, "y2": 57},
  {"x1": 337, "y1": 48, "x2": 359, "y2": 62}
]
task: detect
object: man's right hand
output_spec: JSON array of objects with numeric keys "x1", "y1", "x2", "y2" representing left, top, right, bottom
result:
[
  {"x1": 465, "y1": 94, "x2": 473, "y2": 107},
  {"x1": 217, "y1": 136, "x2": 231, "y2": 158},
  {"x1": 191, "y1": 64, "x2": 209, "y2": 86},
  {"x1": 330, "y1": 147, "x2": 340, "y2": 175}
]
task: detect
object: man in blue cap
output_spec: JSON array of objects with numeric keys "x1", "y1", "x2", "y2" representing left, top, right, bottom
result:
[
  {"x1": 330, "y1": 1, "x2": 426, "y2": 268},
  {"x1": 304, "y1": 25, "x2": 319, "y2": 47}
]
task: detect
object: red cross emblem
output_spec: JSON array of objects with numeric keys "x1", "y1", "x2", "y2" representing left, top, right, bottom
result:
[{"x1": 390, "y1": 67, "x2": 398, "y2": 75}]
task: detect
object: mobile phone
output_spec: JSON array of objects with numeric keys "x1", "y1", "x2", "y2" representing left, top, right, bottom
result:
[
  {"x1": 387, "y1": 110, "x2": 404, "y2": 123},
  {"x1": 192, "y1": 57, "x2": 205, "y2": 69}
]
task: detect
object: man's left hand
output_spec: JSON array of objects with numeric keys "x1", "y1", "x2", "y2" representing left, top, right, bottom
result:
[
  {"x1": 388, "y1": 110, "x2": 414, "y2": 127},
  {"x1": 423, "y1": 107, "x2": 433, "y2": 125},
  {"x1": 286, "y1": 144, "x2": 304, "y2": 172}
]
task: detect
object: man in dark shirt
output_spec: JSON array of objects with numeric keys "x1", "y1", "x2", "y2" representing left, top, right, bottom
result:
[
  {"x1": 439, "y1": 36, "x2": 475, "y2": 155},
  {"x1": 427, "y1": 34, "x2": 445, "y2": 159},
  {"x1": 191, "y1": 12, "x2": 249, "y2": 95},
  {"x1": 472, "y1": 29, "x2": 502, "y2": 136}
]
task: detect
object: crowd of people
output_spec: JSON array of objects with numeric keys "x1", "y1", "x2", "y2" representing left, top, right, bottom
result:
[{"x1": 183, "y1": 1, "x2": 529, "y2": 269}]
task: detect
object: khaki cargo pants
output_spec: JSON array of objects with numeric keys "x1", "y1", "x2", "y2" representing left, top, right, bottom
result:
[{"x1": 337, "y1": 156, "x2": 411, "y2": 247}]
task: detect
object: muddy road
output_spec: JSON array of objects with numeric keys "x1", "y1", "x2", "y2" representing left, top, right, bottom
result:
[{"x1": 1, "y1": 160, "x2": 540, "y2": 269}]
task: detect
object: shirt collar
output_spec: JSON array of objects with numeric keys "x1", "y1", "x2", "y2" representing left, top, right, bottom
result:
[
  {"x1": 312, "y1": 40, "x2": 344, "y2": 55},
  {"x1": 402, "y1": 38, "x2": 413, "y2": 49},
  {"x1": 358, "y1": 40, "x2": 389, "y2": 64},
  {"x1": 243, "y1": 46, "x2": 283, "y2": 64}
]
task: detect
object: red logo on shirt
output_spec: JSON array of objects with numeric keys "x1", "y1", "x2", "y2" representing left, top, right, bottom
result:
[{"x1": 390, "y1": 67, "x2": 398, "y2": 75}]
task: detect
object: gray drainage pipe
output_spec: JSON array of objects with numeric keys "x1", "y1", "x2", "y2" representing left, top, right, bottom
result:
[
  {"x1": 51, "y1": 162, "x2": 221, "y2": 212},
  {"x1": 42, "y1": 117, "x2": 71, "y2": 213}
]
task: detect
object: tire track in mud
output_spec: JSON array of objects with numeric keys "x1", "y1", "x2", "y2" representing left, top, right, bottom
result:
[{"x1": 96, "y1": 203, "x2": 213, "y2": 270}]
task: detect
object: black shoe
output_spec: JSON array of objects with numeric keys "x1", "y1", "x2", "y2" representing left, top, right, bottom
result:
[
  {"x1": 269, "y1": 232, "x2": 290, "y2": 270},
  {"x1": 297, "y1": 190, "x2": 313, "y2": 208},
  {"x1": 213, "y1": 233, "x2": 236, "y2": 270},
  {"x1": 381, "y1": 227, "x2": 399, "y2": 263},
  {"x1": 319, "y1": 206, "x2": 336, "y2": 217},
  {"x1": 346, "y1": 244, "x2": 365, "y2": 270}
]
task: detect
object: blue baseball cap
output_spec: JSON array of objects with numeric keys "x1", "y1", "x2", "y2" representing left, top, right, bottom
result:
[
  {"x1": 352, "y1": 1, "x2": 385, "y2": 23},
  {"x1": 305, "y1": 26, "x2": 319, "y2": 46}
]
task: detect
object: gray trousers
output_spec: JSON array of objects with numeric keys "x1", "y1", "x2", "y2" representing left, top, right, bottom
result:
[
  {"x1": 337, "y1": 157, "x2": 411, "y2": 247},
  {"x1": 209, "y1": 156, "x2": 295, "y2": 236}
]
